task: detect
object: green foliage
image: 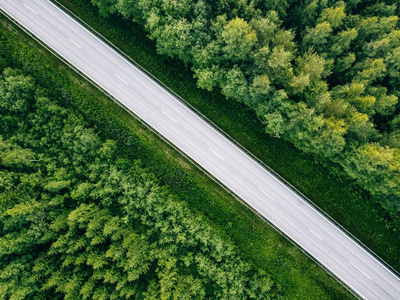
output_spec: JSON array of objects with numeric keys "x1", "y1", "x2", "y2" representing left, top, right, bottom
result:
[
  {"x1": 343, "y1": 144, "x2": 400, "y2": 199},
  {"x1": 221, "y1": 17, "x2": 258, "y2": 62},
  {"x1": 0, "y1": 68, "x2": 278, "y2": 299},
  {"x1": 0, "y1": 68, "x2": 34, "y2": 113},
  {"x1": 154, "y1": 18, "x2": 193, "y2": 64}
]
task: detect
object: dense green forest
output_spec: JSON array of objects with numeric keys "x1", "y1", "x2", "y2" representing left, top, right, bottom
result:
[
  {"x1": 88, "y1": 0, "x2": 400, "y2": 228},
  {"x1": 0, "y1": 66, "x2": 279, "y2": 299}
]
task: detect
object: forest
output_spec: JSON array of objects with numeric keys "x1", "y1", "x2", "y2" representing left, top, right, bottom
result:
[
  {"x1": 87, "y1": 0, "x2": 400, "y2": 228},
  {"x1": 0, "y1": 65, "x2": 279, "y2": 299}
]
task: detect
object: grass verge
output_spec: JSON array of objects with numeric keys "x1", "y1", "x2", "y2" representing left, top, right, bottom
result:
[
  {"x1": 53, "y1": 0, "x2": 400, "y2": 273},
  {"x1": 0, "y1": 8, "x2": 355, "y2": 300}
]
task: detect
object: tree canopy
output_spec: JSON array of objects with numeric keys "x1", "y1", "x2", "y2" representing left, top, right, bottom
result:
[{"x1": 0, "y1": 68, "x2": 279, "y2": 299}]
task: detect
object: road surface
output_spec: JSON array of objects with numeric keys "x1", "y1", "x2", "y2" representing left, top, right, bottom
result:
[{"x1": 1, "y1": 0, "x2": 400, "y2": 298}]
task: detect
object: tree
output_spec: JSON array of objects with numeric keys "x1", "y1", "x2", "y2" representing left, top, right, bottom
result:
[
  {"x1": 363, "y1": 3, "x2": 397, "y2": 18},
  {"x1": 302, "y1": 21, "x2": 332, "y2": 52},
  {"x1": 221, "y1": 66, "x2": 249, "y2": 102},
  {"x1": 343, "y1": 144, "x2": 400, "y2": 198},
  {"x1": 115, "y1": 0, "x2": 142, "y2": 21},
  {"x1": 155, "y1": 17, "x2": 193, "y2": 64},
  {"x1": 348, "y1": 83, "x2": 376, "y2": 115},
  {"x1": 0, "y1": 68, "x2": 34, "y2": 113},
  {"x1": 0, "y1": 256, "x2": 40, "y2": 299},
  {"x1": 357, "y1": 16, "x2": 398, "y2": 43},
  {"x1": 161, "y1": 0, "x2": 192, "y2": 19},
  {"x1": 345, "y1": 110, "x2": 378, "y2": 143},
  {"x1": 257, "y1": 89, "x2": 290, "y2": 138},
  {"x1": 291, "y1": 0, "x2": 329, "y2": 32},
  {"x1": 193, "y1": 66, "x2": 221, "y2": 91},
  {"x1": 289, "y1": 72, "x2": 310, "y2": 94},
  {"x1": 330, "y1": 28, "x2": 358, "y2": 57},
  {"x1": 254, "y1": 46, "x2": 270, "y2": 72},
  {"x1": 221, "y1": 17, "x2": 257, "y2": 62},
  {"x1": 318, "y1": 3, "x2": 346, "y2": 29},
  {"x1": 250, "y1": 16, "x2": 279, "y2": 47},
  {"x1": 0, "y1": 137, "x2": 37, "y2": 170},
  {"x1": 273, "y1": 29, "x2": 296, "y2": 53},
  {"x1": 368, "y1": 86, "x2": 398, "y2": 117},
  {"x1": 285, "y1": 102, "x2": 345, "y2": 157},
  {"x1": 267, "y1": 46, "x2": 294, "y2": 86},
  {"x1": 296, "y1": 51, "x2": 326, "y2": 83},
  {"x1": 382, "y1": 130, "x2": 400, "y2": 149},
  {"x1": 249, "y1": 74, "x2": 271, "y2": 104},
  {"x1": 302, "y1": 79, "x2": 330, "y2": 113},
  {"x1": 355, "y1": 58, "x2": 386, "y2": 86},
  {"x1": 90, "y1": 0, "x2": 118, "y2": 17}
]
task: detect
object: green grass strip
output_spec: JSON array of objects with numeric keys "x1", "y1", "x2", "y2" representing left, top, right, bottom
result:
[{"x1": 0, "y1": 6, "x2": 358, "y2": 300}]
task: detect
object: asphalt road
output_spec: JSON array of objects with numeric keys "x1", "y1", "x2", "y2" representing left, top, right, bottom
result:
[{"x1": 1, "y1": 0, "x2": 400, "y2": 299}]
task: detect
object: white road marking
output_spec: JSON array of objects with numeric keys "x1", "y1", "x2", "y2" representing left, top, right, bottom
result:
[
  {"x1": 23, "y1": 3, "x2": 37, "y2": 15},
  {"x1": 258, "y1": 187, "x2": 274, "y2": 201},
  {"x1": 162, "y1": 110, "x2": 178, "y2": 124},
  {"x1": 68, "y1": 38, "x2": 81, "y2": 49},
  {"x1": 351, "y1": 263, "x2": 371, "y2": 280},
  {"x1": 209, "y1": 148, "x2": 224, "y2": 161},
  {"x1": 115, "y1": 73, "x2": 128, "y2": 85},
  {"x1": 309, "y1": 229, "x2": 323, "y2": 241}
]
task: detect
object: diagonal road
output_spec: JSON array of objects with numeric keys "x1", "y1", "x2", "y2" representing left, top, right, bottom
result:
[{"x1": 1, "y1": 0, "x2": 400, "y2": 298}]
